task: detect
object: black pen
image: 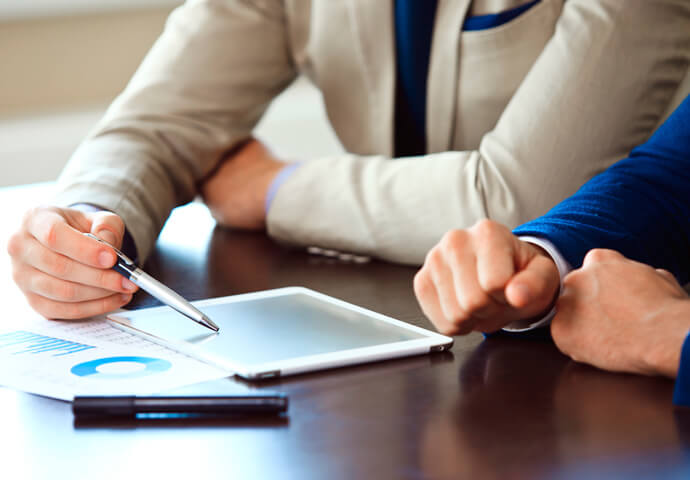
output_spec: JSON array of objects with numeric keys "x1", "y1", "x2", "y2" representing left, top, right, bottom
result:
[{"x1": 72, "y1": 395, "x2": 288, "y2": 417}]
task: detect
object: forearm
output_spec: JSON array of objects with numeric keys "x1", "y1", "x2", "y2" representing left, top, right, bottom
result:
[
  {"x1": 514, "y1": 95, "x2": 690, "y2": 284},
  {"x1": 54, "y1": 0, "x2": 296, "y2": 261},
  {"x1": 267, "y1": 0, "x2": 690, "y2": 265}
]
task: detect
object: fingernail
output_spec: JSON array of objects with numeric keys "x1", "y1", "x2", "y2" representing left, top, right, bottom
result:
[
  {"x1": 99, "y1": 251, "x2": 114, "y2": 267},
  {"x1": 121, "y1": 294, "x2": 132, "y2": 303},
  {"x1": 95, "y1": 229, "x2": 117, "y2": 246},
  {"x1": 122, "y1": 278, "x2": 137, "y2": 292}
]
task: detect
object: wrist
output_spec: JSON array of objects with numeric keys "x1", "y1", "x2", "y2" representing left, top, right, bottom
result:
[
  {"x1": 257, "y1": 161, "x2": 284, "y2": 221},
  {"x1": 644, "y1": 298, "x2": 690, "y2": 378}
]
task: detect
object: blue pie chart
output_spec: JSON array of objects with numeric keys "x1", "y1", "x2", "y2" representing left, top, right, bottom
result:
[{"x1": 70, "y1": 356, "x2": 172, "y2": 380}]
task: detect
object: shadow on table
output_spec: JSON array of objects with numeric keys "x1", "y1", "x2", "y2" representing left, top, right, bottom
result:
[{"x1": 418, "y1": 337, "x2": 689, "y2": 479}]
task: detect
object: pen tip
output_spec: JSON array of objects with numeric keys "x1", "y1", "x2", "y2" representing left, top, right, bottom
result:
[{"x1": 202, "y1": 315, "x2": 220, "y2": 332}]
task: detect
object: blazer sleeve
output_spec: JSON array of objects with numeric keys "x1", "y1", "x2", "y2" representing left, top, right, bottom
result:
[
  {"x1": 513, "y1": 94, "x2": 690, "y2": 284},
  {"x1": 266, "y1": 0, "x2": 690, "y2": 265},
  {"x1": 53, "y1": 0, "x2": 297, "y2": 261}
]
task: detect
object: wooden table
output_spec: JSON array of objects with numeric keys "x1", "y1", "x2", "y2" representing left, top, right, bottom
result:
[{"x1": 1, "y1": 187, "x2": 689, "y2": 479}]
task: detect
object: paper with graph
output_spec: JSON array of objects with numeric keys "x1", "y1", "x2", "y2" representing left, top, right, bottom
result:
[{"x1": 0, "y1": 312, "x2": 231, "y2": 401}]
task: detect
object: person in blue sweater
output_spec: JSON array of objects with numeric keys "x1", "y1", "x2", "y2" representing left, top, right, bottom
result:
[{"x1": 413, "y1": 94, "x2": 690, "y2": 406}]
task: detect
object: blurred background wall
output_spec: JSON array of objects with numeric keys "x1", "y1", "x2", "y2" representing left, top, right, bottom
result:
[{"x1": 0, "y1": 0, "x2": 342, "y2": 187}]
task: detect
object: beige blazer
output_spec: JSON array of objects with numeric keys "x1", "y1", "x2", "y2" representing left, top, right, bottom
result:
[{"x1": 55, "y1": 0, "x2": 690, "y2": 264}]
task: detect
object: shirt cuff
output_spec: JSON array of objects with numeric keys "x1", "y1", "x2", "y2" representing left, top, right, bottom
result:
[
  {"x1": 501, "y1": 236, "x2": 572, "y2": 332},
  {"x1": 673, "y1": 331, "x2": 690, "y2": 406},
  {"x1": 265, "y1": 162, "x2": 302, "y2": 213}
]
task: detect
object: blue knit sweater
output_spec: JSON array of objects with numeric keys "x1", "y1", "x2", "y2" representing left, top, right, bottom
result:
[{"x1": 514, "y1": 95, "x2": 690, "y2": 406}]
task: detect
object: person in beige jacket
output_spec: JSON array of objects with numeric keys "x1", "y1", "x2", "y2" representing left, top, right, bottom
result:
[{"x1": 7, "y1": 0, "x2": 690, "y2": 320}]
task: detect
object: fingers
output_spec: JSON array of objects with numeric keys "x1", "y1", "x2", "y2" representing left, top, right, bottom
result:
[
  {"x1": 582, "y1": 248, "x2": 623, "y2": 267},
  {"x1": 24, "y1": 208, "x2": 117, "y2": 269},
  {"x1": 414, "y1": 269, "x2": 457, "y2": 335},
  {"x1": 427, "y1": 248, "x2": 470, "y2": 333},
  {"x1": 14, "y1": 234, "x2": 137, "y2": 294},
  {"x1": 25, "y1": 291, "x2": 133, "y2": 320},
  {"x1": 655, "y1": 268, "x2": 684, "y2": 291},
  {"x1": 9, "y1": 206, "x2": 138, "y2": 321},
  {"x1": 473, "y1": 221, "x2": 515, "y2": 303},
  {"x1": 505, "y1": 253, "x2": 559, "y2": 313},
  {"x1": 414, "y1": 222, "x2": 532, "y2": 335},
  {"x1": 89, "y1": 211, "x2": 125, "y2": 248},
  {"x1": 13, "y1": 262, "x2": 127, "y2": 302}
]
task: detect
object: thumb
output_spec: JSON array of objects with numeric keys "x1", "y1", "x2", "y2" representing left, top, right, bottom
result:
[
  {"x1": 504, "y1": 254, "x2": 559, "y2": 314},
  {"x1": 89, "y1": 211, "x2": 125, "y2": 249}
]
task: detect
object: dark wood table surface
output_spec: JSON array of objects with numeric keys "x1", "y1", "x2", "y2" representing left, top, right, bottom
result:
[{"x1": 2, "y1": 196, "x2": 690, "y2": 480}]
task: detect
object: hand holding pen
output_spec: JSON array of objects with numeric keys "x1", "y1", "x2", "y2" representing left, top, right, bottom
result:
[
  {"x1": 83, "y1": 232, "x2": 219, "y2": 332},
  {"x1": 8, "y1": 206, "x2": 140, "y2": 319},
  {"x1": 8, "y1": 206, "x2": 218, "y2": 331}
]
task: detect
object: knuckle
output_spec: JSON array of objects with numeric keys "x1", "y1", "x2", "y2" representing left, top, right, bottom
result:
[
  {"x1": 413, "y1": 270, "x2": 429, "y2": 296},
  {"x1": 461, "y1": 293, "x2": 490, "y2": 314},
  {"x1": 56, "y1": 282, "x2": 78, "y2": 302},
  {"x1": 21, "y1": 207, "x2": 38, "y2": 227},
  {"x1": 562, "y1": 270, "x2": 582, "y2": 289},
  {"x1": 25, "y1": 294, "x2": 46, "y2": 317},
  {"x1": 584, "y1": 248, "x2": 618, "y2": 264},
  {"x1": 583, "y1": 249, "x2": 603, "y2": 263},
  {"x1": 438, "y1": 324, "x2": 458, "y2": 337},
  {"x1": 102, "y1": 211, "x2": 124, "y2": 228},
  {"x1": 105, "y1": 294, "x2": 124, "y2": 312},
  {"x1": 481, "y1": 273, "x2": 507, "y2": 294},
  {"x1": 550, "y1": 315, "x2": 563, "y2": 337},
  {"x1": 449, "y1": 310, "x2": 470, "y2": 329},
  {"x1": 119, "y1": 294, "x2": 132, "y2": 307},
  {"x1": 425, "y1": 246, "x2": 445, "y2": 270},
  {"x1": 472, "y1": 218, "x2": 499, "y2": 238},
  {"x1": 94, "y1": 211, "x2": 125, "y2": 235},
  {"x1": 11, "y1": 265, "x2": 25, "y2": 288},
  {"x1": 39, "y1": 220, "x2": 59, "y2": 249},
  {"x1": 51, "y1": 254, "x2": 72, "y2": 278},
  {"x1": 98, "y1": 269, "x2": 115, "y2": 290},
  {"x1": 440, "y1": 229, "x2": 467, "y2": 254},
  {"x1": 6, "y1": 232, "x2": 23, "y2": 258},
  {"x1": 62, "y1": 303, "x2": 83, "y2": 319},
  {"x1": 550, "y1": 322, "x2": 569, "y2": 354}
]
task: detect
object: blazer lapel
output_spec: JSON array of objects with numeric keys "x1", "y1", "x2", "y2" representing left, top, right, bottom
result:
[
  {"x1": 346, "y1": 0, "x2": 396, "y2": 156},
  {"x1": 427, "y1": 0, "x2": 471, "y2": 153}
]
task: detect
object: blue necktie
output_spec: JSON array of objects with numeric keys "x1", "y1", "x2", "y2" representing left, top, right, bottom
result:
[{"x1": 394, "y1": 0, "x2": 439, "y2": 157}]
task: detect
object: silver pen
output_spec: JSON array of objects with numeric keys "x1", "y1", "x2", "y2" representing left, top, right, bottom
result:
[{"x1": 84, "y1": 233, "x2": 219, "y2": 332}]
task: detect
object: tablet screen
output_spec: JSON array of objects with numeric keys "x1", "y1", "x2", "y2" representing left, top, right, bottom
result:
[{"x1": 122, "y1": 292, "x2": 428, "y2": 366}]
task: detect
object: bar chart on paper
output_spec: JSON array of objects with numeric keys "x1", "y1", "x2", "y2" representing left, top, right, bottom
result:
[
  {"x1": 0, "y1": 330, "x2": 96, "y2": 356},
  {"x1": 0, "y1": 326, "x2": 229, "y2": 401}
]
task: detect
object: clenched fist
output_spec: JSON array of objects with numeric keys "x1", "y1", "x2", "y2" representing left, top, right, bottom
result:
[{"x1": 414, "y1": 220, "x2": 560, "y2": 335}]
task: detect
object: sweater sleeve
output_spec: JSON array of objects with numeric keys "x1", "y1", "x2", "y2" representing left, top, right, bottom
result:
[
  {"x1": 674, "y1": 332, "x2": 690, "y2": 407},
  {"x1": 513, "y1": 94, "x2": 690, "y2": 285}
]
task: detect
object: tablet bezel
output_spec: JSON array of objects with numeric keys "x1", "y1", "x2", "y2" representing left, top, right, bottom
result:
[{"x1": 107, "y1": 287, "x2": 453, "y2": 380}]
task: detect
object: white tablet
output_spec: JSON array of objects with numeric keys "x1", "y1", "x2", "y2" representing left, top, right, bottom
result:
[{"x1": 107, "y1": 287, "x2": 453, "y2": 380}]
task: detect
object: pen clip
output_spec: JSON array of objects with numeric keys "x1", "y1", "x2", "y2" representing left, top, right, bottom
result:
[{"x1": 83, "y1": 232, "x2": 137, "y2": 269}]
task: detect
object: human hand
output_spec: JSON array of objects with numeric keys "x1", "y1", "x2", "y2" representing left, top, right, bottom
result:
[
  {"x1": 201, "y1": 138, "x2": 285, "y2": 230},
  {"x1": 413, "y1": 220, "x2": 560, "y2": 335},
  {"x1": 7, "y1": 206, "x2": 139, "y2": 319},
  {"x1": 551, "y1": 249, "x2": 690, "y2": 378}
]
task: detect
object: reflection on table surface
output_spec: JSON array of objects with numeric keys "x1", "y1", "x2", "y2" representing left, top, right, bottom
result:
[{"x1": 1, "y1": 191, "x2": 689, "y2": 479}]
